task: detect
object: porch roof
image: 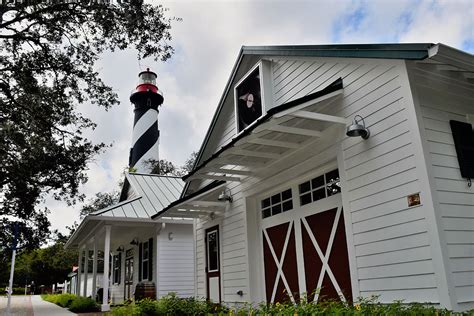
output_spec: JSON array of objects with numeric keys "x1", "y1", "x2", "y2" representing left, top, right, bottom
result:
[
  {"x1": 65, "y1": 174, "x2": 186, "y2": 249},
  {"x1": 152, "y1": 78, "x2": 347, "y2": 220}
]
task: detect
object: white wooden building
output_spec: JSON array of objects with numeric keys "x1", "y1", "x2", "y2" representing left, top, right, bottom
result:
[
  {"x1": 152, "y1": 43, "x2": 474, "y2": 311},
  {"x1": 66, "y1": 173, "x2": 195, "y2": 311}
]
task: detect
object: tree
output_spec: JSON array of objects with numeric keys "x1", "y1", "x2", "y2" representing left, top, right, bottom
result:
[
  {"x1": 182, "y1": 151, "x2": 198, "y2": 174},
  {"x1": 79, "y1": 191, "x2": 119, "y2": 219},
  {"x1": 0, "y1": 2, "x2": 176, "y2": 254},
  {"x1": 144, "y1": 151, "x2": 198, "y2": 176}
]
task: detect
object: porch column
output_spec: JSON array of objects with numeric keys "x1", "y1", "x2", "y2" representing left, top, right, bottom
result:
[
  {"x1": 92, "y1": 236, "x2": 98, "y2": 300},
  {"x1": 101, "y1": 225, "x2": 111, "y2": 312},
  {"x1": 83, "y1": 244, "x2": 89, "y2": 297},
  {"x1": 154, "y1": 225, "x2": 162, "y2": 299},
  {"x1": 77, "y1": 246, "x2": 83, "y2": 296}
]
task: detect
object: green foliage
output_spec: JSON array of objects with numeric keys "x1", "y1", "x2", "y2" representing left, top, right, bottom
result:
[
  {"x1": 110, "y1": 294, "x2": 469, "y2": 316},
  {"x1": 68, "y1": 296, "x2": 99, "y2": 313},
  {"x1": 43, "y1": 294, "x2": 99, "y2": 313},
  {"x1": 9, "y1": 287, "x2": 26, "y2": 295},
  {"x1": 0, "y1": 0, "x2": 176, "y2": 255},
  {"x1": 12, "y1": 240, "x2": 77, "y2": 287},
  {"x1": 79, "y1": 191, "x2": 119, "y2": 219},
  {"x1": 43, "y1": 293, "x2": 76, "y2": 308},
  {"x1": 144, "y1": 151, "x2": 198, "y2": 176}
]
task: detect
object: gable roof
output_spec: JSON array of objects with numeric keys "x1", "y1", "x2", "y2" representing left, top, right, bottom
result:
[
  {"x1": 65, "y1": 174, "x2": 185, "y2": 249},
  {"x1": 91, "y1": 173, "x2": 184, "y2": 219},
  {"x1": 184, "y1": 43, "x2": 473, "y2": 197}
]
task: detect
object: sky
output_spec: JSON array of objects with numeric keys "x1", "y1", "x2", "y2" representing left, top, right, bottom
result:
[{"x1": 45, "y1": 0, "x2": 474, "y2": 234}]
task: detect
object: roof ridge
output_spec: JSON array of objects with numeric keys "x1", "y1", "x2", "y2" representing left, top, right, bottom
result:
[
  {"x1": 90, "y1": 196, "x2": 143, "y2": 216},
  {"x1": 128, "y1": 172, "x2": 182, "y2": 178}
]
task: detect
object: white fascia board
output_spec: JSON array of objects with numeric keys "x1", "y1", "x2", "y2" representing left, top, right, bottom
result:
[{"x1": 428, "y1": 44, "x2": 474, "y2": 72}]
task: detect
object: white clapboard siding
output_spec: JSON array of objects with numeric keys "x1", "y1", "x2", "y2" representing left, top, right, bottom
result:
[
  {"x1": 194, "y1": 186, "x2": 249, "y2": 301},
  {"x1": 192, "y1": 57, "x2": 443, "y2": 304},
  {"x1": 157, "y1": 224, "x2": 195, "y2": 298},
  {"x1": 267, "y1": 57, "x2": 437, "y2": 303},
  {"x1": 411, "y1": 62, "x2": 474, "y2": 307}
]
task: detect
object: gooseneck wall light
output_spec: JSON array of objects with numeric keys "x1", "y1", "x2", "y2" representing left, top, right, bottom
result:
[
  {"x1": 346, "y1": 115, "x2": 370, "y2": 140},
  {"x1": 218, "y1": 188, "x2": 233, "y2": 203}
]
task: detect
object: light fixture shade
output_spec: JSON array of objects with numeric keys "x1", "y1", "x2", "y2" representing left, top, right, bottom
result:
[
  {"x1": 217, "y1": 190, "x2": 233, "y2": 202},
  {"x1": 346, "y1": 115, "x2": 370, "y2": 140}
]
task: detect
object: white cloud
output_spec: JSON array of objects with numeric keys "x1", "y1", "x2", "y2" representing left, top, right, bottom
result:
[{"x1": 45, "y1": 0, "x2": 472, "y2": 234}]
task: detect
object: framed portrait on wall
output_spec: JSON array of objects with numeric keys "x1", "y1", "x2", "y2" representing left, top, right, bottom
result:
[{"x1": 235, "y1": 65, "x2": 263, "y2": 133}]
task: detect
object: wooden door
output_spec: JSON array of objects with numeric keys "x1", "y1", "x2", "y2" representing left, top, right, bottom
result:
[
  {"x1": 262, "y1": 198, "x2": 352, "y2": 303},
  {"x1": 301, "y1": 206, "x2": 352, "y2": 302},
  {"x1": 205, "y1": 226, "x2": 221, "y2": 303},
  {"x1": 262, "y1": 221, "x2": 300, "y2": 303},
  {"x1": 124, "y1": 254, "x2": 134, "y2": 300}
]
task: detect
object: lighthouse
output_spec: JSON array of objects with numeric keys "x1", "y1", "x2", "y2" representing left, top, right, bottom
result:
[{"x1": 129, "y1": 68, "x2": 164, "y2": 173}]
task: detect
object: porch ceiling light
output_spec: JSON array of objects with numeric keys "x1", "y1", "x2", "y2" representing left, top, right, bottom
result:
[
  {"x1": 130, "y1": 238, "x2": 139, "y2": 246},
  {"x1": 346, "y1": 115, "x2": 370, "y2": 140},
  {"x1": 116, "y1": 246, "x2": 124, "y2": 252},
  {"x1": 217, "y1": 189, "x2": 233, "y2": 203}
]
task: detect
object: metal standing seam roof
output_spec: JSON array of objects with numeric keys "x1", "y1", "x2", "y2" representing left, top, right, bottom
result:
[{"x1": 91, "y1": 173, "x2": 184, "y2": 219}]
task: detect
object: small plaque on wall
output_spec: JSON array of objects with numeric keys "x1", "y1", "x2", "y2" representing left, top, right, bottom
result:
[{"x1": 407, "y1": 193, "x2": 421, "y2": 207}]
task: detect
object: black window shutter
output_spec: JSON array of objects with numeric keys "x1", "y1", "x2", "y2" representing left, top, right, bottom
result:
[
  {"x1": 118, "y1": 252, "x2": 122, "y2": 284},
  {"x1": 109, "y1": 254, "x2": 112, "y2": 278},
  {"x1": 450, "y1": 120, "x2": 474, "y2": 178},
  {"x1": 138, "y1": 242, "x2": 143, "y2": 282},
  {"x1": 148, "y1": 238, "x2": 153, "y2": 281}
]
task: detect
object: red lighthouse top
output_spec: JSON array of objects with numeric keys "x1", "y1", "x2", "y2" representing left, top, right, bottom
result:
[
  {"x1": 135, "y1": 68, "x2": 159, "y2": 93},
  {"x1": 130, "y1": 68, "x2": 164, "y2": 107}
]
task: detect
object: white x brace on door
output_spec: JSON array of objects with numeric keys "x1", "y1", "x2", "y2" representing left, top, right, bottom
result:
[{"x1": 262, "y1": 195, "x2": 352, "y2": 303}]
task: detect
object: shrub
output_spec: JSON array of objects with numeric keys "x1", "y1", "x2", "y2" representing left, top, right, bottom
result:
[
  {"x1": 68, "y1": 296, "x2": 99, "y2": 313},
  {"x1": 112, "y1": 304, "x2": 142, "y2": 316},
  {"x1": 57, "y1": 293, "x2": 77, "y2": 307},
  {"x1": 111, "y1": 295, "x2": 470, "y2": 316}
]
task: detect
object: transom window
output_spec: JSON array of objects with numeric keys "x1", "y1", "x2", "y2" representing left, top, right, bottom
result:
[
  {"x1": 299, "y1": 169, "x2": 341, "y2": 206},
  {"x1": 261, "y1": 188, "x2": 293, "y2": 219}
]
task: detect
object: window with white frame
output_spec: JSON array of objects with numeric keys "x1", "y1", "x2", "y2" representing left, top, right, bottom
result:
[
  {"x1": 261, "y1": 188, "x2": 293, "y2": 219},
  {"x1": 298, "y1": 169, "x2": 341, "y2": 206}
]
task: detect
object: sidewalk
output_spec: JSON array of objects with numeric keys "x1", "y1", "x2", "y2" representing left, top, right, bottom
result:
[{"x1": 0, "y1": 295, "x2": 76, "y2": 316}]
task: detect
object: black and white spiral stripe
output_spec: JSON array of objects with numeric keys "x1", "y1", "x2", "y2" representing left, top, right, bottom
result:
[{"x1": 129, "y1": 107, "x2": 159, "y2": 173}]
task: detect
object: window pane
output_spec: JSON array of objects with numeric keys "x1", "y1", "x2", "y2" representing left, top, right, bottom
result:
[
  {"x1": 311, "y1": 175, "x2": 324, "y2": 188},
  {"x1": 142, "y1": 262, "x2": 148, "y2": 280},
  {"x1": 326, "y1": 169, "x2": 341, "y2": 196},
  {"x1": 272, "y1": 204, "x2": 282, "y2": 215},
  {"x1": 282, "y1": 200, "x2": 293, "y2": 212},
  {"x1": 325, "y1": 169, "x2": 339, "y2": 182},
  {"x1": 299, "y1": 181, "x2": 311, "y2": 194},
  {"x1": 271, "y1": 193, "x2": 281, "y2": 204},
  {"x1": 312, "y1": 188, "x2": 326, "y2": 201},
  {"x1": 143, "y1": 242, "x2": 149, "y2": 259},
  {"x1": 300, "y1": 193, "x2": 312, "y2": 205},
  {"x1": 262, "y1": 208, "x2": 271, "y2": 219},
  {"x1": 261, "y1": 198, "x2": 270, "y2": 209},
  {"x1": 208, "y1": 231, "x2": 219, "y2": 271},
  {"x1": 282, "y1": 189, "x2": 292, "y2": 201}
]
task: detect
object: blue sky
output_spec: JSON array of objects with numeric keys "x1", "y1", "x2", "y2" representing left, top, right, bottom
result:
[{"x1": 46, "y1": 0, "x2": 474, "y2": 233}]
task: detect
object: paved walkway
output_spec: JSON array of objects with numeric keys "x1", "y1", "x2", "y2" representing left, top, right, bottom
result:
[{"x1": 0, "y1": 295, "x2": 76, "y2": 316}]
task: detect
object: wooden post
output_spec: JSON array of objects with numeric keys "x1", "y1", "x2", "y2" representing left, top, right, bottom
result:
[
  {"x1": 83, "y1": 244, "x2": 89, "y2": 297},
  {"x1": 101, "y1": 226, "x2": 111, "y2": 312},
  {"x1": 77, "y1": 246, "x2": 83, "y2": 296},
  {"x1": 92, "y1": 236, "x2": 98, "y2": 300}
]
